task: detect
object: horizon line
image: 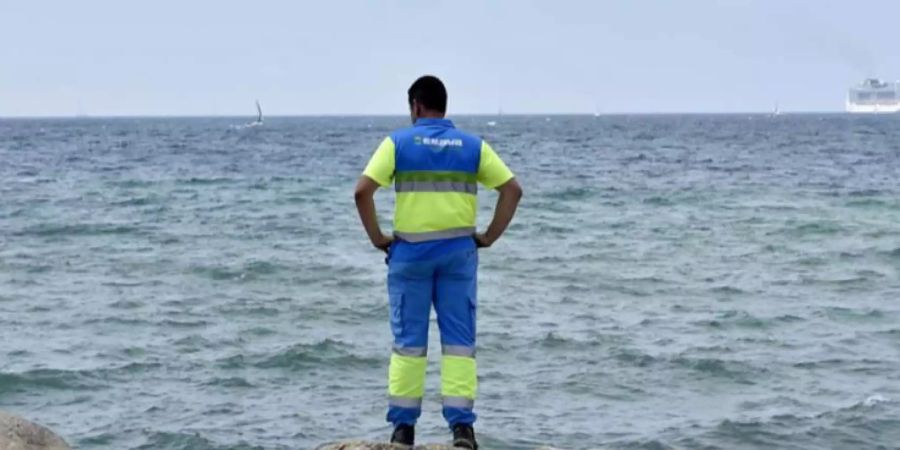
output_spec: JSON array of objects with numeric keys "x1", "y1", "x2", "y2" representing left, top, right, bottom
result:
[{"x1": 0, "y1": 110, "x2": 853, "y2": 120}]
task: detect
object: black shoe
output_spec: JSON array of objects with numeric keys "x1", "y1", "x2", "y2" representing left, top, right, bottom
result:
[
  {"x1": 452, "y1": 424, "x2": 478, "y2": 450},
  {"x1": 390, "y1": 424, "x2": 414, "y2": 447}
]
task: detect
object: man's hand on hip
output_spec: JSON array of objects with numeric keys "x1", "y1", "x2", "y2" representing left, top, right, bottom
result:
[
  {"x1": 373, "y1": 234, "x2": 394, "y2": 253},
  {"x1": 474, "y1": 233, "x2": 493, "y2": 249}
]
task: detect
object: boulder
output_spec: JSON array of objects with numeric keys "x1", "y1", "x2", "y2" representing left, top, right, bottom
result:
[
  {"x1": 317, "y1": 442, "x2": 563, "y2": 450},
  {"x1": 0, "y1": 412, "x2": 71, "y2": 450},
  {"x1": 316, "y1": 443, "x2": 452, "y2": 450}
]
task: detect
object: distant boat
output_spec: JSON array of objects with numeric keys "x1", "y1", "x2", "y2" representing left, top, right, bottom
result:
[
  {"x1": 488, "y1": 105, "x2": 501, "y2": 126},
  {"x1": 847, "y1": 78, "x2": 900, "y2": 113},
  {"x1": 253, "y1": 100, "x2": 263, "y2": 125},
  {"x1": 235, "y1": 100, "x2": 264, "y2": 129},
  {"x1": 229, "y1": 100, "x2": 265, "y2": 130},
  {"x1": 773, "y1": 101, "x2": 781, "y2": 116}
]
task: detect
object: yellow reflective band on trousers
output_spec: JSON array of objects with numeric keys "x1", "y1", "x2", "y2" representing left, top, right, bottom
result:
[
  {"x1": 440, "y1": 355, "x2": 477, "y2": 399},
  {"x1": 389, "y1": 353, "x2": 427, "y2": 399}
]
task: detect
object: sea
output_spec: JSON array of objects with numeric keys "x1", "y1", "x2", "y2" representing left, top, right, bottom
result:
[{"x1": 1, "y1": 114, "x2": 899, "y2": 450}]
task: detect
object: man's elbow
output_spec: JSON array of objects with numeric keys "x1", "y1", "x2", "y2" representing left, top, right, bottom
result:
[
  {"x1": 354, "y1": 177, "x2": 378, "y2": 203},
  {"x1": 354, "y1": 186, "x2": 369, "y2": 204},
  {"x1": 502, "y1": 179, "x2": 523, "y2": 200}
]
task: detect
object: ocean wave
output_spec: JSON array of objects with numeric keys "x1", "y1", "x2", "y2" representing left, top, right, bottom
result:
[
  {"x1": 257, "y1": 340, "x2": 381, "y2": 371},
  {"x1": 542, "y1": 187, "x2": 595, "y2": 201},
  {"x1": 82, "y1": 316, "x2": 152, "y2": 327},
  {"x1": 217, "y1": 304, "x2": 282, "y2": 317},
  {"x1": 108, "y1": 299, "x2": 146, "y2": 309},
  {"x1": 772, "y1": 221, "x2": 845, "y2": 237},
  {"x1": 159, "y1": 319, "x2": 211, "y2": 328},
  {"x1": 177, "y1": 177, "x2": 235, "y2": 185},
  {"x1": 190, "y1": 260, "x2": 288, "y2": 281},
  {"x1": 520, "y1": 200, "x2": 579, "y2": 214},
  {"x1": 775, "y1": 314, "x2": 805, "y2": 323},
  {"x1": 216, "y1": 339, "x2": 381, "y2": 372},
  {"x1": 694, "y1": 417, "x2": 804, "y2": 449},
  {"x1": 75, "y1": 432, "x2": 117, "y2": 447},
  {"x1": 135, "y1": 430, "x2": 265, "y2": 450},
  {"x1": 671, "y1": 357, "x2": 764, "y2": 384},
  {"x1": 537, "y1": 332, "x2": 581, "y2": 349},
  {"x1": 873, "y1": 328, "x2": 900, "y2": 340},
  {"x1": 239, "y1": 326, "x2": 278, "y2": 337},
  {"x1": 695, "y1": 393, "x2": 900, "y2": 448},
  {"x1": 708, "y1": 285, "x2": 748, "y2": 295},
  {"x1": 335, "y1": 302, "x2": 385, "y2": 322},
  {"x1": 860, "y1": 394, "x2": 890, "y2": 407},
  {"x1": 202, "y1": 377, "x2": 255, "y2": 388},
  {"x1": 737, "y1": 395, "x2": 810, "y2": 412},
  {"x1": 172, "y1": 335, "x2": 214, "y2": 350},
  {"x1": 642, "y1": 196, "x2": 674, "y2": 206},
  {"x1": 693, "y1": 310, "x2": 771, "y2": 330},
  {"x1": 110, "y1": 196, "x2": 158, "y2": 207},
  {"x1": 0, "y1": 369, "x2": 99, "y2": 393},
  {"x1": 23, "y1": 263, "x2": 53, "y2": 273},
  {"x1": 603, "y1": 440, "x2": 676, "y2": 450},
  {"x1": 821, "y1": 306, "x2": 886, "y2": 322},
  {"x1": 13, "y1": 223, "x2": 143, "y2": 237},
  {"x1": 0, "y1": 364, "x2": 157, "y2": 394},
  {"x1": 612, "y1": 348, "x2": 658, "y2": 367},
  {"x1": 632, "y1": 132, "x2": 658, "y2": 141}
]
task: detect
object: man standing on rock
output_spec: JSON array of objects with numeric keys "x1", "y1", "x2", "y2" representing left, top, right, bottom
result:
[{"x1": 354, "y1": 75, "x2": 522, "y2": 449}]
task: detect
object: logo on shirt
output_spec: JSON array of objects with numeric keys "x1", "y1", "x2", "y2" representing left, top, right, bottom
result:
[{"x1": 414, "y1": 136, "x2": 464, "y2": 148}]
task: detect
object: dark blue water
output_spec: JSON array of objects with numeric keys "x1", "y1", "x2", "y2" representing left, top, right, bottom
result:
[{"x1": 2, "y1": 115, "x2": 899, "y2": 449}]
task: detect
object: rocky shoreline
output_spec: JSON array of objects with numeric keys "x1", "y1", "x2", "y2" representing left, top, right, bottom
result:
[
  {"x1": 0, "y1": 412, "x2": 71, "y2": 450},
  {"x1": 1, "y1": 412, "x2": 565, "y2": 450}
]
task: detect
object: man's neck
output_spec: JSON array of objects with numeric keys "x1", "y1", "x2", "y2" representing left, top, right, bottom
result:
[{"x1": 417, "y1": 111, "x2": 445, "y2": 120}]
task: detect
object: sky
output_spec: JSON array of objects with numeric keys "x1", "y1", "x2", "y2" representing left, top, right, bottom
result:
[{"x1": 2, "y1": 0, "x2": 899, "y2": 116}]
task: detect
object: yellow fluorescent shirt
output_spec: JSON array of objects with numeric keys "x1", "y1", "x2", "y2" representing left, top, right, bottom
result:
[
  {"x1": 477, "y1": 141, "x2": 514, "y2": 189},
  {"x1": 362, "y1": 137, "x2": 396, "y2": 187}
]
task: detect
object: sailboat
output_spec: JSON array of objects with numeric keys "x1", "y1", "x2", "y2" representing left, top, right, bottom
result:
[
  {"x1": 487, "y1": 105, "x2": 501, "y2": 127},
  {"x1": 230, "y1": 100, "x2": 265, "y2": 130},
  {"x1": 250, "y1": 100, "x2": 264, "y2": 126},
  {"x1": 772, "y1": 101, "x2": 781, "y2": 117}
]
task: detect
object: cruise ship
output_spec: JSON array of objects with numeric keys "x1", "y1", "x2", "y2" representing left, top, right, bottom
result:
[{"x1": 846, "y1": 79, "x2": 900, "y2": 113}]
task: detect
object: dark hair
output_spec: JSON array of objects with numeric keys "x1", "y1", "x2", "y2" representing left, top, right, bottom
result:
[{"x1": 407, "y1": 75, "x2": 447, "y2": 112}]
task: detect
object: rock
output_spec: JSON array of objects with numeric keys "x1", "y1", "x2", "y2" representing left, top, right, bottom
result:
[
  {"x1": 316, "y1": 443, "x2": 452, "y2": 450},
  {"x1": 317, "y1": 442, "x2": 564, "y2": 450},
  {"x1": 0, "y1": 412, "x2": 71, "y2": 450}
]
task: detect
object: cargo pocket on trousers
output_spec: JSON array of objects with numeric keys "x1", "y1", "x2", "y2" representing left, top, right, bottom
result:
[{"x1": 389, "y1": 292, "x2": 405, "y2": 337}]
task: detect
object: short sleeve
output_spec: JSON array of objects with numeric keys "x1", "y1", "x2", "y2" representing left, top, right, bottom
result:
[
  {"x1": 476, "y1": 141, "x2": 514, "y2": 189},
  {"x1": 362, "y1": 137, "x2": 396, "y2": 187}
]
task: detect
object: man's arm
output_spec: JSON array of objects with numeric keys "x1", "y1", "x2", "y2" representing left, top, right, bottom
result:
[
  {"x1": 475, "y1": 177, "x2": 523, "y2": 248},
  {"x1": 355, "y1": 175, "x2": 393, "y2": 252}
]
